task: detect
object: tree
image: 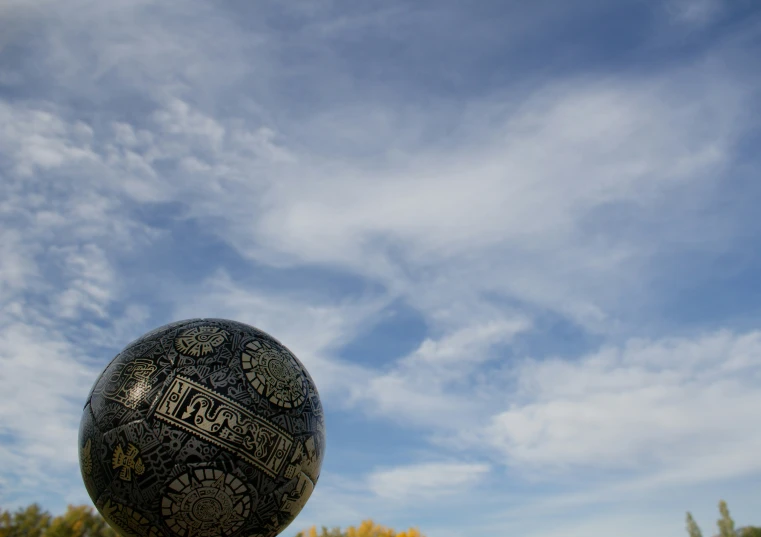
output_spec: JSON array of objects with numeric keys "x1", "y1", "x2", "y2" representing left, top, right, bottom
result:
[
  {"x1": 0, "y1": 504, "x2": 52, "y2": 537},
  {"x1": 0, "y1": 504, "x2": 117, "y2": 537},
  {"x1": 686, "y1": 512, "x2": 703, "y2": 537},
  {"x1": 740, "y1": 528, "x2": 761, "y2": 537},
  {"x1": 45, "y1": 505, "x2": 116, "y2": 537},
  {"x1": 296, "y1": 519, "x2": 425, "y2": 537},
  {"x1": 294, "y1": 526, "x2": 344, "y2": 537},
  {"x1": 344, "y1": 519, "x2": 424, "y2": 537},
  {"x1": 717, "y1": 500, "x2": 736, "y2": 537},
  {"x1": 346, "y1": 519, "x2": 393, "y2": 537}
]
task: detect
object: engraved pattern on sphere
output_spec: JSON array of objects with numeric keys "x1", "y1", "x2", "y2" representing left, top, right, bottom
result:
[
  {"x1": 154, "y1": 376, "x2": 293, "y2": 478},
  {"x1": 78, "y1": 318, "x2": 325, "y2": 537},
  {"x1": 99, "y1": 499, "x2": 163, "y2": 537},
  {"x1": 101, "y1": 359, "x2": 157, "y2": 409},
  {"x1": 161, "y1": 469, "x2": 253, "y2": 537},
  {"x1": 174, "y1": 327, "x2": 229, "y2": 357},
  {"x1": 241, "y1": 340, "x2": 307, "y2": 409}
]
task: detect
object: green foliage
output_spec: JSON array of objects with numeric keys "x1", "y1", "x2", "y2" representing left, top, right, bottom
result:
[
  {"x1": 0, "y1": 504, "x2": 52, "y2": 537},
  {"x1": 46, "y1": 506, "x2": 116, "y2": 537},
  {"x1": 294, "y1": 526, "x2": 345, "y2": 537},
  {"x1": 718, "y1": 500, "x2": 736, "y2": 537},
  {"x1": 0, "y1": 505, "x2": 114, "y2": 537},
  {"x1": 686, "y1": 500, "x2": 761, "y2": 537},
  {"x1": 686, "y1": 512, "x2": 703, "y2": 537}
]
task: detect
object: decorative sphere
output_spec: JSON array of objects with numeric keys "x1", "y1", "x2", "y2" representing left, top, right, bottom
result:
[{"x1": 78, "y1": 319, "x2": 325, "y2": 537}]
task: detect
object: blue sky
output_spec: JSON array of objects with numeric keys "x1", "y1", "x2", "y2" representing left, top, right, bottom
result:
[{"x1": 1, "y1": 0, "x2": 761, "y2": 535}]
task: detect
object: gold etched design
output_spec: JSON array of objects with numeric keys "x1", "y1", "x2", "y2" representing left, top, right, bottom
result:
[
  {"x1": 279, "y1": 472, "x2": 314, "y2": 519},
  {"x1": 161, "y1": 468, "x2": 252, "y2": 537},
  {"x1": 112, "y1": 443, "x2": 146, "y2": 481},
  {"x1": 99, "y1": 499, "x2": 163, "y2": 537},
  {"x1": 155, "y1": 376, "x2": 294, "y2": 478},
  {"x1": 174, "y1": 327, "x2": 229, "y2": 357},
  {"x1": 240, "y1": 340, "x2": 306, "y2": 409},
  {"x1": 101, "y1": 359, "x2": 157, "y2": 409},
  {"x1": 283, "y1": 440, "x2": 302, "y2": 480},
  {"x1": 301, "y1": 436, "x2": 320, "y2": 481},
  {"x1": 82, "y1": 439, "x2": 93, "y2": 476},
  {"x1": 282, "y1": 436, "x2": 319, "y2": 482}
]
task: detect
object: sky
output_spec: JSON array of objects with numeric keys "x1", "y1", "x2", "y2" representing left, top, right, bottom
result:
[{"x1": 1, "y1": 0, "x2": 761, "y2": 536}]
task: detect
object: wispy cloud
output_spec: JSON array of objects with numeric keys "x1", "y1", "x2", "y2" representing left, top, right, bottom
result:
[
  {"x1": 0, "y1": 322, "x2": 101, "y2": 504},
  {"x1": 667, "y1": 0, "x2": 725, "y2": 25},
  {"x1": 368, "y1": 462, "x2": 491, "y2": 501},
  {"x1": 484, "y1": 330, "x2": 761, "y2": 481},
  {"x1": 347, "y1": 317, "x2": 531, "y2": 430}
]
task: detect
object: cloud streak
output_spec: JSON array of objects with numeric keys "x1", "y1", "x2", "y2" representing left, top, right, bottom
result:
[{"x1": 485, "y1": 330, "x2": 761, "y2": 480}]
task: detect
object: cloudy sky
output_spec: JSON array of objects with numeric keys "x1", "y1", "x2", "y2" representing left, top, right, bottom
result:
[{"x1": 1, "y1": 0, "x2": 761, "y2": 535}]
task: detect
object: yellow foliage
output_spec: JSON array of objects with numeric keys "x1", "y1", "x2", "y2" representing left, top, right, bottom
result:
[
  {"x1": 298, "y1": 519, "x2": 425, "y2": 537},
  {"x1": 345, "y1": 519, "x2": 391, "y2": 537},
  {"x1": 396, "y1": 529, "x2": 423, "y2": 537}
]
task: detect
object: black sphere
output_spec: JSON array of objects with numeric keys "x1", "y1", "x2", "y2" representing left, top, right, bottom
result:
[{"x1": 79, "y1": 318, "x2": 325, "y2": 537}]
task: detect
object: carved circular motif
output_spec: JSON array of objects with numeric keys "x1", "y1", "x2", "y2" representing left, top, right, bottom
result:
[
  {"x1": 162, "y1": 469, "x2": 252, "y2": 537},
  {"x1": 174, "y1": 326, "x2": 229, "y2": 357},
  {"x1": 192, "y1": 498, "x2": 221, "y2": 521},
  {"x1": 241, "y1": 339, "x2": 307, "y2": 409}
]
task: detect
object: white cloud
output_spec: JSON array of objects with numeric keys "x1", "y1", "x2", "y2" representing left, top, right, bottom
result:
[
  {"x1": 0, "y1": 105, "x2": 98, "y2": 177},
  {"x1": 404, "y1": 318, "x2": 531, "y2": 367},
  {"x1": 0, "y1": 229, "x2": 40, "y2": 301},
  {"x1": 667, "y1": 0, "x2": 724, "y2": 25},
  {"x1": 367, "y1": 462, "x2": 490, "y2": 501},
  {"x1": 0, "y1": 100, "x2": 167, "y2": 509},
  {"x1": 5, "y1": 35, "x2": 752, "y2": 337},
  {"x1": 202, "y1": 68, "x2": 751, "y2": 335},
  {"x1": 348, "y1": 317, "x2": 531, "y2": 430},
  {"x1": 483, "y1": 330, "x2": 761, "y2": 482},
  {"x1": 53, "y1": 244, "x2": 116, "y2": 319},
  {"x1": 337, "y1": 326, "x2": 761, "y2": 509},
  {"x1": 499, "y1": 509, "x2": 682, "y2": 537},
  {"x1": 0, "y1": 322, "x2": 100, "y2": 503}
]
